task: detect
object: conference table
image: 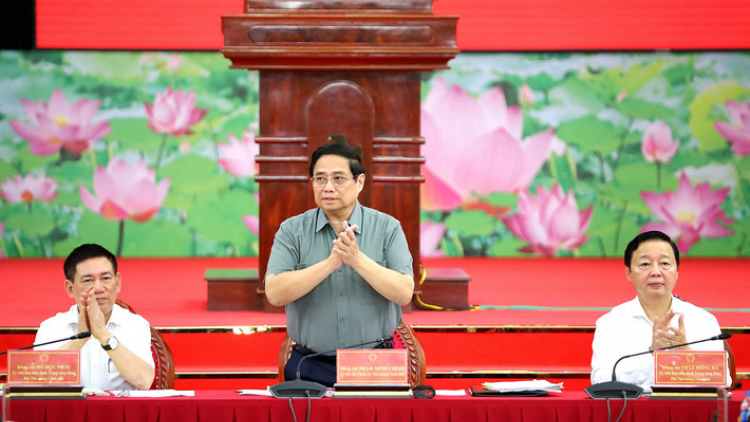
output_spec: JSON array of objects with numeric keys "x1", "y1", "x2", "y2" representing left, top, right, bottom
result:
[{"x1": 2, "y1": 390, "x2": 742, "y2": 422}]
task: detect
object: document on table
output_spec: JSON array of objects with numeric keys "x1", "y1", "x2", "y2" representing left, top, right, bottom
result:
[
  {"x1": 436, "y1": 389, "x2": 467, "y2": 396},
  {"x1": 83, "y1": 388, "x2": 111, "y2": 396},
  {"x1": 239, "y1": 389, "x2": 274, "y2": 397},
  {"x1": 482, "y1": 380, "x2": 563, "y2": 393},
  {"x1": 111, "y1": 390, "x2": 195, "y2": 398}
]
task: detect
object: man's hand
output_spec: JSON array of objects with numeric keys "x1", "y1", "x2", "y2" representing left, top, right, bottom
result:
[
  {"x1": 651, "y1": 310, "x2": 688, "y2": 350},
  {"x1": 76, "y1": 292, "x2": 91, "y2": 335},
  {"x1": 81, "y1": 288, "x2": 112, "y2": 344},
  {"x1": 332, "y1": 221, "x2": 361, "y2": 266}
]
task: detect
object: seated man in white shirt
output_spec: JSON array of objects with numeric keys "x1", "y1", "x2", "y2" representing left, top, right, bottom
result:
[
  {"x1": 35, "y1": 244, "x2": 155, "y2": 390},
  {"x1": 590, "y1": 231, "x2": 730, "y2": 392}
]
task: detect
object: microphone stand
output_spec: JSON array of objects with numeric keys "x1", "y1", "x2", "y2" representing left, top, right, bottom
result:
[
  {"x1": 0, "y1": 331, "x2": 92, "y2": 355},
  {"x1": 585, "y1": 333, "x2": 731, "y2": 399},
  {"x1": 269, "y1": 336, "x2": 393, "y2": 399}
]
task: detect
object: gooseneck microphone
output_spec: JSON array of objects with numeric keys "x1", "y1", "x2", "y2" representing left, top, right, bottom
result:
[
  {"x1": 585, "y1": 332, "x2": 731, "y2": 399},
  {"x1": 0, "y1": 331, "x2": 92, "y2": 356},
  {"x1": 269, "y1": 336, "x2": 394, "y2": 399}
]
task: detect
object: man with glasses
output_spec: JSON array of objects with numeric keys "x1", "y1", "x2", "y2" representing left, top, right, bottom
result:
[
  {"x1": 265, "y1": 142, "x2": 414, "y2": 387},
  {"x1": 35, "y1": 244, "x2": 155, "y2": 390}
]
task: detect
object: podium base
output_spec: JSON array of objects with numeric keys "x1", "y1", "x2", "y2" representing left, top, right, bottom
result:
[
  {"x1": 204, "y1": 269, "x2": 264, "y2": 311},
  {"x1": 414, "y1": 267, "x2": 472, "y2": 310}
]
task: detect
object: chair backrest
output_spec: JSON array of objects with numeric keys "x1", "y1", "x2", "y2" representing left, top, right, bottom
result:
[
  {"x1": 115, "y1": 299, "x2": 175, "y2": 389},
  {"x1": 724, "y1": 339, "x2": 737, "y2": 390},
  {"x1": 278, "y1": 320, "x2": 426, "y2": 388}
]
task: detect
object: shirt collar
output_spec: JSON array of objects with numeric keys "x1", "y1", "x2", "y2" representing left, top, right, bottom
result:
[
  {"x1": 62, "y1": 304, "x2": 80, "y2": 326},
  {"x1": 628, "y1": 295, "x2": 685, "y2": 322},
  {"x1": 315, "y1": 201, "x2": 363, "y2": 234}
]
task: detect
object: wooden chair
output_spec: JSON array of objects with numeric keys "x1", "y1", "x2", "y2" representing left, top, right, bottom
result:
[
  {"x1": 279, "y1": 320, "x2": 427, "y2": 388},
  {"x1": 725, "y1": 340, "x2": 737, "y2": 390},
  {"x1": 115, "y1": 299, "x2": 175, "y2": 389}
]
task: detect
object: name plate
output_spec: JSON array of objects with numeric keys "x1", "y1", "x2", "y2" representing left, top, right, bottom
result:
[
  {"x1": 336, "y1": 349, "x2": 408, "y2": 385},
  {"x1": 7, "y1": 350, "x2": 81, "y2": 385},
  {"x1": 654, "y1": 350, "x2": 727, "y2": 386}
]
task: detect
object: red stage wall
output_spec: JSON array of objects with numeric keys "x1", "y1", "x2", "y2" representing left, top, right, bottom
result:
[{"x1": 36, "y1": 0, "x2": 750, "y2": 51}]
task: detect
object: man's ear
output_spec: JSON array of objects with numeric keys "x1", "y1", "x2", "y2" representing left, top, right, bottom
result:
[
  {"x1": 65, "y1": 279, "x2": 75, "y2": 298},
  {"x1": 115, "y1": 272, "x2": 122, "y2": 294}
]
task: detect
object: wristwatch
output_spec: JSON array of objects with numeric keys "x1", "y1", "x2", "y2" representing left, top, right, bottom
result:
[{"x1": 101, "y1": 335, "x2": 119, "y2": 351}]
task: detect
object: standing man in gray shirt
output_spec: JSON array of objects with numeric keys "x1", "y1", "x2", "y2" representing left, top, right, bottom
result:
[{"x1": 265, "y1": 142, "x2": 414, "y2": 386}]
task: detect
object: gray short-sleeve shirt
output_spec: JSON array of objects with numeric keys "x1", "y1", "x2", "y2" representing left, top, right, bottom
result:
[{"x1": 265, "y1": 201, "x2": 413, "y2": 354}]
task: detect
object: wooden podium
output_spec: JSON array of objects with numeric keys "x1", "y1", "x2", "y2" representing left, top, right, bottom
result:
[{"x1": 221, "y1": 0, "x2": 460, "y2": 312}]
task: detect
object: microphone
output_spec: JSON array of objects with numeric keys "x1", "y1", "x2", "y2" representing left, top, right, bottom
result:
[
  {"x1": 0, "y1": 331, "x2": 92, "y2": 356},
  {"x1": 585, "y1": 332, "x2": 731, "y2": 399},
  {"x1": 269, "y1": 335, "x2": 394, "y2": 399}
]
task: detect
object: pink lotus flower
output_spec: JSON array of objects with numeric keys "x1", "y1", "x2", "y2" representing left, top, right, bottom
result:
[
  {"x1": 218, "y1": 131, "x2": 259, "y2": 177},
  {"x1": 550, "y1": 135, "x2": 567, "y2": 157},
  {"x1": 518, "y1": 84, "x2": 534, "y2": 107},
  {"x1": 243, "y1": 215, "x2": 259, "y2": 235},
  {"x1": 79, "y1": 158, "x2": 170, "y2": 223},
  {"x1": 641, "y1": 122, "x2": 679, "y2": 163},
  {"x1": 1, "y1": 173, "x2": 58, "y2": 204},
  {"x1": 421, "y1": 77, "x2": 554, "y2": 211},
  {"x1": 420, "y1": 221, "x2": 446, "y2": 258},
  {"x1": 420, "y1": 165, "x2": 462, "y2": 211},
  {"x1": 167, "y1": 53, "x2": 181, "y2": 72},
  {"x1": 144, "y1": 88, "x2": 207, "y2": 136},
  {"x1": 641, "y1": 172, "x2": 733, "y2": 253},
  {"x1": 501, "y1": 184, "x2": 593, "y2": 256},
  {"x1": 9, "y1": 88, "x2": 110, "y2": 156},
  {"x1": 714, "y1": 100, "x2": 750, "y2": 156}
]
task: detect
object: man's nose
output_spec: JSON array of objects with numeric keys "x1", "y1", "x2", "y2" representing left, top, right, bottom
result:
[{"x1": 649, "y1": 264, "x2": 663, "y2": 275}]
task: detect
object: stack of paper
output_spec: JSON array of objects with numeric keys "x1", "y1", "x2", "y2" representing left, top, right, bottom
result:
[
  {"x1": 111, "y1": 389, "x2": 195, "y2": 398},
  {"x1": 482, "y1": 380, "x2": 563, "y2": 394}
]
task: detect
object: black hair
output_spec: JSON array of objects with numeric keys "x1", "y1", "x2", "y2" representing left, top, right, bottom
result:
[
  {"x1": 63, "y1": 244, "x2": 118, "y2": 281},
  {"x1": 623, "y1": 231, "x2": 680, "y2": 269},
  {"x1": 308, "y1": 143, "x2": 365, "y2": 178}
]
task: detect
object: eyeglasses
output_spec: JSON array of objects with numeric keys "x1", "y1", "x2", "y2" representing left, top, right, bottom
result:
[{"x1": 311, "y1": 174, "x2": 360, "y2": 187}]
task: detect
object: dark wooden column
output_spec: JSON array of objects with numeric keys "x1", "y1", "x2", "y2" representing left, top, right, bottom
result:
[{"x1": 222, "y1": 0, "x2": 458, "y2": 311}]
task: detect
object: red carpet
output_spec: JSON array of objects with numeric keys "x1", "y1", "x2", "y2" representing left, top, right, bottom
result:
[{"x1": 1, "y1": 257, "x2": 748, "y2": 328}]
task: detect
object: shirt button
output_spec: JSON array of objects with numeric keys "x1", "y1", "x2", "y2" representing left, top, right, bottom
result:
[{"x1": 338, "y1": 268, "x2": 342, "y2": 273}]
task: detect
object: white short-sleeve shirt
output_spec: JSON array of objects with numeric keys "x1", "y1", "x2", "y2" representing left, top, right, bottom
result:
[{"x1": 35, "y1": 304, "x2": 155, "y2": 390}]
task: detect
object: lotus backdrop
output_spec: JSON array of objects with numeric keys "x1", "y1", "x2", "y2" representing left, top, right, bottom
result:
[{"x1": 1, "y1": 51, "x2": 749, "y2": 258}]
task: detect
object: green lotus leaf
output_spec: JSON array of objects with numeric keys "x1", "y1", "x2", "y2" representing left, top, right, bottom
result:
[
  {"x1": 444, "y1": 210, "x2": 497, "y2": 237},
  {"x1": 686, "y1": 235, "x2": 741, "y2": 258},
  {"x1": 488, "y1": 235, "x2": 526, "y2": 257},
  {"x1": 159, "y1": 155, "x2": 231, "y2": 196},
  {"x1": 615, "y1": 97, "x2": 673, "y2": 120},
  {"x1": 119, "y1": 219, "x2": 192, "y2": 256},
  {"x1": 186, "y1": 189, "x2": 257, "y2": 245},
  {"x1": 556, "y1": 115, "x2": 624, "y2": 155},
  {"x1": 108, "y1": 118, "x2": 164, "y2": 152},
  {"x1": 4, "y1": 207, "x2": 56, "y2": 236}
]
